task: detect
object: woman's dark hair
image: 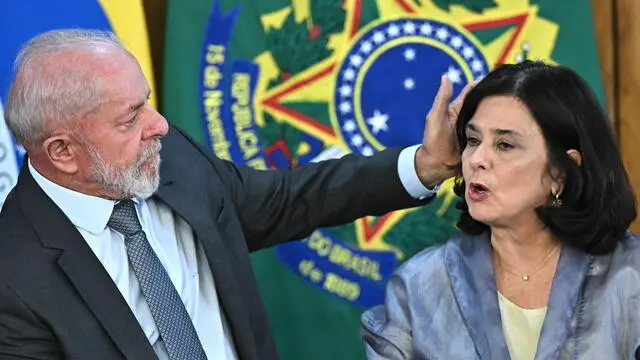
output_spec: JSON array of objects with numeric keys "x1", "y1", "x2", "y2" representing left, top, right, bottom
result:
[{"x1": 453, "y1": 60, "x2": 636, "y2": 255}]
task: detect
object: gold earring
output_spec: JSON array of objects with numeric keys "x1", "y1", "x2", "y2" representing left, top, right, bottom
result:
[{"x1": 551, "y1": 192, "x2": 563, "y2": 208}]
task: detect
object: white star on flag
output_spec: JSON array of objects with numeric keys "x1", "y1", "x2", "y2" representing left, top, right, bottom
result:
[
  {"x1": 420, "y1": 23, "x2": 433, "y2": 35},
  {"x1": 339, "y1": 85, "x2": 352, "y2": 97},
  {"x1": 462, "y1": 46, "x2": 475, "y2": 59},
  {"x1": 436, "y1": 27, "x2": 449, "y2": 41},
  {"x1": 387, "y1": 24, "x2": 400, "y2": 37},
  {"x1": 339, "y1": 101, "x2": 352, "y2": 114},
  {"x1": 373, "y1": 31, "x2": 385, "y2": 44},
  {"x1": 350, "y1": 55, "x2": 363, "y2": 67},
  {"x1": 362, "y1": 146, "x2": 375, "y2": 157},
  {"x1": 343, "y1": 69, "x2": 356, "y2": 81},
  {"x1": 403, "y1": 78, "x2": 415, "y2": 90},
  {"x1": 367, "y1": 109, "x2": 390, "y2": 135},
  {"x1": 403, "y1": 48, "x2": 416, "y2": 61},
  {"x1": 446, "y1": 66, "x2": 462, "y2": 84},
  {"x1": 343, "y1": 120, "x2": 356, "y2": 132},
  {"x1": 472, "y1": 59, "x2": 484, "y2": 73},
  {"x1": 403, "y1": 22, "x2": 416, "y2": 34},
  {"x1": 360, "y1": 41, "x2": 373, "y2": 54},
  {"x1": 351, "y1": 134, "x2": 364, "y2": 147},
  {"x1": 451, "y1": 36, "x2": 463, "y2": 49}
]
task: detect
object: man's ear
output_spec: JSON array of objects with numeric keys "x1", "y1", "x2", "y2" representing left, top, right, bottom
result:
[
  {"x1": 42, "y1": 134, "x2": 80, "y2": 174},
  {"x1": 566, "y1": 149, "x2": 582, "y2": 166}
]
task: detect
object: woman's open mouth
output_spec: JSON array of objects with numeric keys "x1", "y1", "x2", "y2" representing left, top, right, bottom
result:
[{"x1": 468, "y1": 182, "x2": 490, "y2": 201}]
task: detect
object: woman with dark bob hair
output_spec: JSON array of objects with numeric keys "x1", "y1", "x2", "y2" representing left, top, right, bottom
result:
[{"x1": 361, "y1": 60, "x2": 639, "y2": 359}]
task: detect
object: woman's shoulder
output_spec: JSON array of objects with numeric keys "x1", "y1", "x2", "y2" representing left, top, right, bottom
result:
[
  {"x1": 593, "y1": 231, "x2": 640, "y2": 293},
  {"x1": 608, "y1": 231, "x2": 640, "y2": 265},
  {"x1": 617, "y1": 231, "x2": 640, "y2": 248},
  {"x1": 610, "y1": 231, "x2": 640, "y2": 260}
]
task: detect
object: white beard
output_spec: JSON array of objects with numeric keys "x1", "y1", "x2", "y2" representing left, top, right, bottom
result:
[{"x1": 87, "y1": 140, "x2": 161, "y2": 199}]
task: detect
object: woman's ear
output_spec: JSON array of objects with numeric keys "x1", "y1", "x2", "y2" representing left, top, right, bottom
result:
[
  {"x1": 550, "y1": 149, "x2": 582, "y2": 197},
  {"x1": 566, "y1": 149, "x2": 582, "y2": 166}
]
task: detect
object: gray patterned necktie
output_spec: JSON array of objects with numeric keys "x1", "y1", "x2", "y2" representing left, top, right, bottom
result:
[{"x1": 108, "y1": 200, "x2": 207, "y2": 360}]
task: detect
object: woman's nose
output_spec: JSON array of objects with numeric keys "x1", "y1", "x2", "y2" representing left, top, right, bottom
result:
[{"x1": 469, "y1": 144, "x2": 489, "y2": 170}]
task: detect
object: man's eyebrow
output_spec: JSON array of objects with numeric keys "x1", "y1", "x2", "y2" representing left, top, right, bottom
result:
[
  {"x1": 129, "y1": 100, "x2": 145, "y2": 112},
  {"x1": 127, "y1": 90, "x2": 151, "y2": 112}
]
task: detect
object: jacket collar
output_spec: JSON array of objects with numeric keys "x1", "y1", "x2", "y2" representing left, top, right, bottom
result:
[
  {"x1": 445, "y1": 232, "x2": 592, "y2": 359},
  {"x1": 19, "y1": 126, "x2": 258, "y2": 360},
  {"x1": 16, "y1": 160, "x2": 157, "y2": 360}
]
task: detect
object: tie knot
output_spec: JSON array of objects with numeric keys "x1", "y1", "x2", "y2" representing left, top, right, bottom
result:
[{"x1": 108, "y1": 200, "x2": 142, "y2": 236}]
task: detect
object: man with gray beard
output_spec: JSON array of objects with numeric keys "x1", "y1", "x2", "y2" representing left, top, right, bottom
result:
[
  {"x1": 0, "y1": 29, "x2": 472, "y2": 360},
  {"x1": 85, "y1": 138, "x2": 162, "y2": 199}
]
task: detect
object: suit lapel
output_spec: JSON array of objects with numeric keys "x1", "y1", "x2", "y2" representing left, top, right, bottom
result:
[
  {"x1": 17, "y1": 165, "x2": 156, "y2": 360},
  {"x1": 534, "y1": 245, "x2": 591, "y2": 360},
  {"x1": 446, "y1": 233, "x2": 593, "y2": 360},
  {"x1": 155, "y1": 175, "x2": 257, "y2": 360},
  {"x1": 445, "y1": 234, "x2": 510, "y2": 360}
]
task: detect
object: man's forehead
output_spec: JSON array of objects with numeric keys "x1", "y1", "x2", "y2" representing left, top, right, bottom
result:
[
  {"x1": 101, "y1": 86, "x2": 150, "y2": 109},
  {"x1": 98, "y1": 63, "x2": 149, "y2": 107}
]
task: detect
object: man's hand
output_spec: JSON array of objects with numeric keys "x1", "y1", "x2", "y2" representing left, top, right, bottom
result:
[{"x1": 415, "y1": 75, "x2": 478, "y2": 188}]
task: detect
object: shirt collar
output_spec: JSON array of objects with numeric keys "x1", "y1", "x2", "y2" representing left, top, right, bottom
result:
[{"x1": 28, "y1": 160, "x2": 139, "y2": 235}]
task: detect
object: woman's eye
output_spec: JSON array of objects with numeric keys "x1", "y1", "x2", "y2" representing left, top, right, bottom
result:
[
  {"x1": 496, "y1": 142, "x2": 513, "y2": 151},
  {"x1": 467, "y1": 137, "x2": 480, "y2": 146}
]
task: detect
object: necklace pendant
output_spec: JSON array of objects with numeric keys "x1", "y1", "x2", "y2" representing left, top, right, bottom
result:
[{"x1": 522, "y1": 275, "x2": 530, "y2": 281}]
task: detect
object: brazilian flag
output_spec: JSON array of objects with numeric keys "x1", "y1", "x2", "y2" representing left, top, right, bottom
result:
[
  {"x1": 163, "y1": 1, "x2": 604, "y2": 359},
  {"x1": 0, "y1": 0, "x2": 156, "y2": 207}
]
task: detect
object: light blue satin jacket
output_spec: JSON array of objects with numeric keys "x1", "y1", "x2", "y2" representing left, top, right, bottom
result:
[{"x1": 362, "y1": 232, "x2": 640, "y2": 359}]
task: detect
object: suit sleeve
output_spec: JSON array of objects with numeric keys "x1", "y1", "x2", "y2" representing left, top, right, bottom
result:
[
  {"x1": 173, "y1": 126, "x2": 434, "y2": 251},
  {"x1": 0, "y1": 283, "x2": 61, "y2": 359},
  {"x1": 223, "y1": 147, "x2": 434, "y2": 250},
  {"x1": 360, "y1": 275, "x2": 414, "y2": 360}
]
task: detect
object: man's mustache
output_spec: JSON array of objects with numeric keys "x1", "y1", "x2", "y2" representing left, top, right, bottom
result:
[{"x1": 136, "y1": 140, "x2": 162, "y2": 167}]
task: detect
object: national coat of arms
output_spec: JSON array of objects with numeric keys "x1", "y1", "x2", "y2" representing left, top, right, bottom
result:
[{"x1": 200, "y1": 0, "x2": 558, "y2": 306}]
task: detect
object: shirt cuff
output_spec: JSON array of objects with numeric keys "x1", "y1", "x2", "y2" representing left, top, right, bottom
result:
[{"x1": 397, "y1": 145, "x2": 440, "y2": 200}]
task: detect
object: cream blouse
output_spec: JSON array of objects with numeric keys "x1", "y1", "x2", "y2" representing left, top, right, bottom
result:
[{"x1": 498, "y1": 292, "x2": 548, "y2": 360}]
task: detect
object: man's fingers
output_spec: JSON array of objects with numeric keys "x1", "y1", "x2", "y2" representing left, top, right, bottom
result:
[
  {"x1": 450, "y1": 78, "x2": 480, "y2": 108},
  {"x1": 446, "y1": 79, "x2": 480, "y2": 129},
  {"x1": 430, "y1": 75, "x2": 454, "y2": 118}
]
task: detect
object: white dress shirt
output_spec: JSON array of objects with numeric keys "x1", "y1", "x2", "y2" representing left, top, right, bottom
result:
[{"x1": 28, "y1": 145, "x2": 434, "y2": 360}]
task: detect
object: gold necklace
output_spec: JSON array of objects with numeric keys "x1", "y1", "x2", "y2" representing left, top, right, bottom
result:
[{"x1": 494, "y1": 244, "x2": 560, "y2": 281}]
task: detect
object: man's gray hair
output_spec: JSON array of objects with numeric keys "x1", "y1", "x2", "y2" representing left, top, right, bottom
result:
[{"x1": 4, "y1": 29, "x2": 126, "y2": 148}]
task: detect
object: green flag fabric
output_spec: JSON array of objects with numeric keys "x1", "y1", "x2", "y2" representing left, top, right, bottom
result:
[{"x1": 163, "y1": 1, "x2": 604, "y2": 359}]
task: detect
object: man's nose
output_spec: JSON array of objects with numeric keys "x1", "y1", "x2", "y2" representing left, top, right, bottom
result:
[{"x1": 142, "y1": 106, "x2": 169, "y2": 139}]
